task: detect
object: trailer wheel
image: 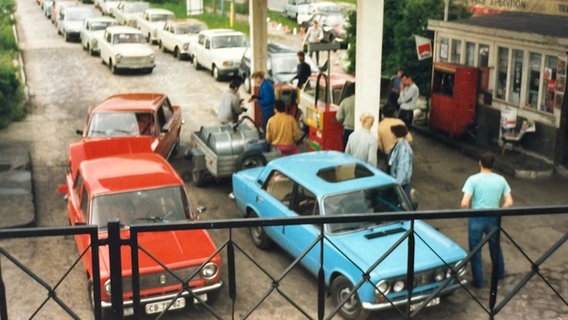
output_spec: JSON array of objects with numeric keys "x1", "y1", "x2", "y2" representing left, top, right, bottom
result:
[
  {"x1": 192, "y1": 169, "x2": 206, "y2": 187},
  {"x1": 235, "y1": 152, "x2": 266, "y2": 171}
]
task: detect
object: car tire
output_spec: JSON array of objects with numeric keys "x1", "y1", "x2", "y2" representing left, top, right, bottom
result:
[
  {"x1": 64, "y1": 32, "x2": 70, "y2": 42},
  {"x1": 109, "y1": 60, "x2": 118, "y2": 74},
  {"x1": 191, "y1": 169, "x2": 206, "y2": 187},
  {"x1": 243, "y1": 75, "x2": 251, "y2": 93},
  {"x1": 248, "y1": 210, "x2": 272, "y2": 250},
  {"x1": 212, "y1": 65, "x2": 221, "y2": 81},
  {"x1": 235, "y1": 152, "x2": 266, "y2": 171},
  {"x1": 174, "y1": 47, "x2": 181, "y2": 59},
  {"x1": 88, "y1": 282, "x2": 111, "y2": 320},
  {"x1": 330, "y1": 276, "x2": 369, "y2": 320},
  {"x1": 193, "y1": 56, "x2": 201, "y2": 70}
]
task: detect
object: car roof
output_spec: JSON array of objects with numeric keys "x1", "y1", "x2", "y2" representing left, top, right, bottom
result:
[
  {"x1": 200, "y1": 28, "x2": 244, "y2": 36},
  {"x1": 265, "y1": 151, "x2": 396, "y2": 195},
  {"x1": 105, "y1": 25, "x2": 143, "y2": 34},
  {"x1": 86, "y1": 16, "x2": 117, "y2": 23},
  {"x1": 168, "y1": 18, "x2": 205, "y2": 25},
  {"x1": 81, "y1": 152, "x2": 182, "y2": 196},
  {"x1": 93, "y1": 93, "x2": 167, "y2": 113},
  {"x1": 144, "y1": 8, "x2": 173, "y2": 14}
]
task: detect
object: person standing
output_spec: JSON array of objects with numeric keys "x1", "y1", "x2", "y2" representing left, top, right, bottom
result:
[
  {"x1": 377, "y1": 103, "x2": 413, "y2": 156},
  {"x1": 460, "y1": 152, "x2": 513, "y2": 289},
  {"x1": 388, "y1": 67, "x2": 404, "y2": 110},
  {"x1": 218, "y1": 79, "x2": 245, "y2": 124},
  {"x1": 345, "y1": 113, "x2": 378, "y2": 167},
  {"x1": 388, "y1": 124, "x2": 413, "y2": 197},
  {"x1": 303, "y1": 19, "x2": 324, "y2": 65},
  {"x1": 335, "y1": 82, "x2": 355, "y2": 150},
  {"x1": 249, "y1": 71, "x2": 276, "y2": 133},
  {"x1": 397, "y1": 73, "x2": 419, "y2": 130},
  {"x1": 265, "y1": 100, "x2": 302, "y2": 156},
  {"x1": 291, "y1": 51, "x2": 311, "y2": 89}
]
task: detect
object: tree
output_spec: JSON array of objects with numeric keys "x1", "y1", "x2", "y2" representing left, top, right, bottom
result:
[{"x1": 345, "y1": 0, "x2": 470, "y2": 94}]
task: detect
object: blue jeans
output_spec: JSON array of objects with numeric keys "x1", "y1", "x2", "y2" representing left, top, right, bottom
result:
[{"x1": 468, "y1": 217, "x2": 505, "y2": 288}]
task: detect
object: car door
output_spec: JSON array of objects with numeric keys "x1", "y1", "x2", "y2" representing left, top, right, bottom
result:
[
  {"x1": 192, "y1": 33, "x2": 205, "y2": 62},
  {"x1": 201, "y1": 36, "x2": 213, "y2": 70},
  {"x1": 99, "y1": 31, "x2": 112, "y2": 63},
  {"x1": 154, "y1": 98, "x2": 179, "y2": 157},
  {"x1": 279, "y1": 183, "x2": 322, "y2": 275}
]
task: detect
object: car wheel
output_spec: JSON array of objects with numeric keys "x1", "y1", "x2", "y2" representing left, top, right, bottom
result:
[
  {"x1": 235, "y1": 152, "x2": 266, "y2": 171},
  {"x1": 193, "y1": 56, "x2": 201, "y2": 70},
  {"x1": 174, "y1": 47, "x2": 181, "y2": 59},
  {"x1": 212, "y1": 65, "x2": 221, "y2": 81},
  {"x1": 88, "y1": 282, "x2": 111, "y2": 320},
  {"x1": 191, "y1": 168, "x2": 206, "y2": 187},
  {"x1": 64, "y1": 32, "x2": 70, "y2": 42},
  {"x1": 330, "y1": 276, "x2": 369, "y2": 320},
  {"x1": 248, "y1": 210, "x2": 272, "y2": 250},
  {"x1": 243, "y1": 75, "x2": 251, "y2": 93},
  {"x1": 158, "y1": 40, "x2": 164, "y2": 51},
  {"x1": 109, "y1": 59, "x2": 118, "y2": 74},
  {"x1": 88, "y1": 44, "x2": 95, "y2": 56}
]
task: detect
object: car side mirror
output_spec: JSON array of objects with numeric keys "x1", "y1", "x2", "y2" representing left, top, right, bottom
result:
[{"x1": 57, "y1": 184, "x2": 69, "y2": 195}]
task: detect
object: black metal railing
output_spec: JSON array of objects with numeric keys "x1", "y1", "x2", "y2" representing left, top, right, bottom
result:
[{"x1": 0, "y1": 205, "x2": 567, "y2": 320}]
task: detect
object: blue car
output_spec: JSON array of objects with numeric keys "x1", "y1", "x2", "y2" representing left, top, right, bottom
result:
[{"x1": 232, "y1": 151, "x2": 468, "y2": 319}]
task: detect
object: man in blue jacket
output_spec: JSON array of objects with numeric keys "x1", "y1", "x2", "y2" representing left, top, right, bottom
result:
[{"x1": 249, "y1": 71, "x2": 276, "y2": 134}]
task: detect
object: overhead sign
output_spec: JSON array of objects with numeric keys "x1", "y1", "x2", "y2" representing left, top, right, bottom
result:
[
  {"x1": 458, "y1": 0, "x2": 568, "y2": 16},
  {"x1": 414, "y1": 35, "x2": 432, "y2": 60}
]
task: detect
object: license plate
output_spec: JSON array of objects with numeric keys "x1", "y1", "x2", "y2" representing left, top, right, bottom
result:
[
  {"x1": 409, "y1": 296, "x2": 440, "y2": 312},
  {"x1": 145, "y1": 297, "x2": 186, "y2": 314}
]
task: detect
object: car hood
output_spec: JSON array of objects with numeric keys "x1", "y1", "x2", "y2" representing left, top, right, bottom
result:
[
  {"x1": 63, "y1": 20, "x2": 83, "y2": 32},
  {"x1": 114, "y1": 44, "x2": 154, "y2": 56},
  {"x1": 329, "y1": 220, "x2": 466, "y2": 278},
  {"x1": 98, "y1": 228, "x2": 217, "y2": 273},
  {"x1": 214, "y1": 47, "x2": 247, "y2": 61}
]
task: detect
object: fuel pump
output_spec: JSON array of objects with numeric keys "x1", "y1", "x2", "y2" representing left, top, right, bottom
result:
[{"x1": 306, "y1": 72, "x2": 343, "y2": 151}]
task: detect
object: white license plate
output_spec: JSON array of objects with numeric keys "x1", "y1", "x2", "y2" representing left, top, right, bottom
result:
[
  {"x1": 145, "y1": 297, "x2": 186, "y2": 314},
  {"x1": 409, "y1": 296, "x2": 440, "y2": 312}
]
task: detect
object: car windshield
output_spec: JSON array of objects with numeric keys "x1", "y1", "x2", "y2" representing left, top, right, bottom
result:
[
  {"x1": 91, "y1": 186, "x2": 191, "y2": 228},
  {"x1": 323, "y1": 185, "x2": 411, "y2": 234},
  {"x1": 212, "y1": 34, "x2": 247, "y2": 49},
  {"x1": 90, "y1": 20, "x2": 117, "y2": 31},
  {"x1": 319, "y1": 13, "x2": 345, "y2": 26},
  {"x1": 176, "y1": 23, "x2": 207, "y2": 34},
  {"x1": 86, "y1": 112, "x2": 139, "y2": 137},
  {"x1": 112, "y1": 32, "x2": 145, "y2": 44},
  {"x1": 151, "y1": 13, "x2": 174, "y2": 22}
]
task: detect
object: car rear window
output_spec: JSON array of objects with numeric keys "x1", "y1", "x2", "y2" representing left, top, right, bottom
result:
[{"x1": 316, "y1": 163, "x2": 374, "y2": 182}]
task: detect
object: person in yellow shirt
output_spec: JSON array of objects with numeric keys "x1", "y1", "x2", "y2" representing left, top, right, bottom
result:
[{"x1": 266, "y1": 100, "x2": 302, "y2": 156}]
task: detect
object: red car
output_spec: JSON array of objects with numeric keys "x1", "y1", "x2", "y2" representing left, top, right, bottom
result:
[
  {"x1": 59, "y1": 138, "x2": 221, "y2": 318},
  {"x1": 77, "y1": 93, "x2": 183, "y2": 160}
]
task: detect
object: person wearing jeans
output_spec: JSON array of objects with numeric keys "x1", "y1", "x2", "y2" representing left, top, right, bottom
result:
[{"x1": 460, "y1": 152, "x2": 513, "y2": 288}]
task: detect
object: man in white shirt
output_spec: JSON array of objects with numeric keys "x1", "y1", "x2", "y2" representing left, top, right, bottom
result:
[
  {"x1": 303, "y1": 19, "x2": 324, "y2": 65},
  {"x1": 397, "y1": 73, "x2": 419, "y2": 130},
  {"x1": 218, "y1": 79, "x2": 245, "y2": 124}
]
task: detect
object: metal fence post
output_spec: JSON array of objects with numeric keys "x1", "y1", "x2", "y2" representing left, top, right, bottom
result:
[
  {"x1": 406, "y1": 219, "x2": 415, "y2": 319},
  {"x1": 107, "y1": 219, "x2": 124, "y2": 319},
  {"x1": 0, "y1": 258, "x2": 7, "y2": 320}
]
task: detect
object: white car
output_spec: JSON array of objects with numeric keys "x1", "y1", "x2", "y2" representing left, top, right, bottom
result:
[
  {"x1": 80, "y1": 16, "x2": 118, "y2": 55},
  {"x1": 136, "y1": 8, "x2": 175, "y2": 44},
  {"x1": 157, "y1": 18, "x2": 207, "y2": 60},
  {"x1": 296, "y1": 1, "x2": 340, "y2": 25},
  {"x1": 283, "y1": 0, "x2": 314, "y2": 20},
  {"x1": 99, "y1": 26, "x2": 155, "y2": 74},
  {"x1": 111, "y1": 1, "x2": 149, "y2": 27},
  {"x1": 96, "y1": 0, "x2": 120, "y2": 15},
  {"x1": 56, "y1": 6, "x2": 96, "y2": 42},
  {"x1": 190, "y1": 29, "x2": 248, "y2": 81}
]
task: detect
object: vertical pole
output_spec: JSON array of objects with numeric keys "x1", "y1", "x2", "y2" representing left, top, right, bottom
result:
[
  {"x1": 444, "y1": 0, "x2": 450, "y2": 21},
  {"x1": 406, "y1": 219, "x2": 415, "y2": 317},
  {"x1": 0, "y1": 259, "x2": 8, "y2": 320},
  {"x1": 488, "y1": 217, "x2": 501, "y2": 319},
  {"x1": 130, "y1": 228, "x2": 141, "y2": 319},
  {"x1": 317, "y1": 225, "x2": 325, "y2": 320},
  {"x1": 228, "y1": 229, "x2": 237, "y2": 303},
  {"x1": 229, "y1": 0, "x2": 234, "y2": 28},
  {"x1": 107, "y1": 219, "x2": 124, "y2": 319}
]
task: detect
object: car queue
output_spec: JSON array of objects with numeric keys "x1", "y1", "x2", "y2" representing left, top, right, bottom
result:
[{"x1": 33, "y1": 0, "x2": 471, "y2": 318}]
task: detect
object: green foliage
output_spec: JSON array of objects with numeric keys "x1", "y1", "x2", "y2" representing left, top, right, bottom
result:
[
  {"x1": 0, "y1": 0, "x2": 24, "y2": 128},
  {"x1": 345, "y1": 0, "x2": 471, "y2": 94}
]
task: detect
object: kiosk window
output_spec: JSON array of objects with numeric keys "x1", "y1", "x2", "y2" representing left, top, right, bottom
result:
[
  {"x1": 465, "y1": 42, "x2": 475, "y2": 66},
  {"x1": 432, "y1": 69, "x2": 455, "y2": 97},
  {"x1": 542, "y1": 55, "x2": 558, "y2": 113},
  {"x1": 451, "y1": 39, "x2": 462, "y2": 63},
  {"x1": 509, "y1": 49, "x2": 523, "y2": 105},
  {"x1": 496, "y1": 47, "x2": 509, "y2": 100}
]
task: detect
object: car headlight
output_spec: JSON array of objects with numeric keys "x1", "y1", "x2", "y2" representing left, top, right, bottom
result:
[
  {"x1": 104, "y1": 279, "x2": 111, "y2": 295},
  {"x1": 434, "y1": 270, "x2": 446, "y2": 282},
  {"x1": 183, "y1": 43, "x2": 189, "y2": 50},
  {"x1": 115, "y1": 54, "x2": 122, "y2": 63},
  {"x1": 201, "y1": 262, "x2": 218, "y2": 280},
  {"x1": 221, "y1": 60, "x2": 231, "y2": 67},
  {"x1": 393, "y1": 280, "x2": 405, "y2": 292},
  {"x1": 375, "y1": 280, "x2": 390, "y2": 296}
]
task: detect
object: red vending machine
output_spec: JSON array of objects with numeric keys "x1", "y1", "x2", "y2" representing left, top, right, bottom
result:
[{"x1": 430, "y1": 62, "x2": 479, "y2": 136}]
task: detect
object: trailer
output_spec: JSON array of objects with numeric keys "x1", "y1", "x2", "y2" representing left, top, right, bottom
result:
[{"x1": 187, "y1": 117, "x2": 281, "y2": 186}]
